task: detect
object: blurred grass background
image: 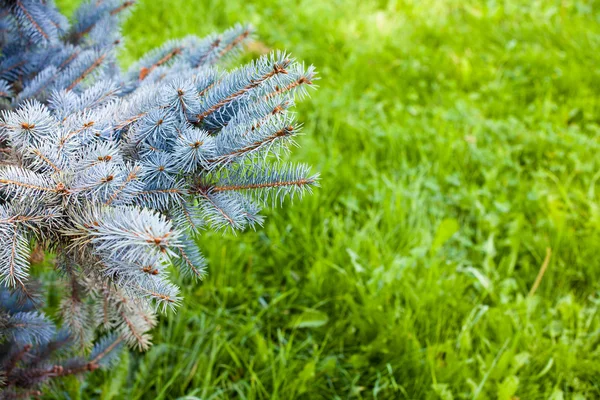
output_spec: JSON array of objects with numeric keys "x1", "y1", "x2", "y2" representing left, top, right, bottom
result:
[{"x1": 54, "y1": 0, "x2": 600, "y2": 399}]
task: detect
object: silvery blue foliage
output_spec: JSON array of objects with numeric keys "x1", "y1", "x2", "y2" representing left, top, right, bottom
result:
[{"x1": 0, "y1": 0, "x2": 317, "y2": 396}]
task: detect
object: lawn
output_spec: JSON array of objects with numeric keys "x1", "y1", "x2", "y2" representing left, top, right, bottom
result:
[{"x1": 53, "y1": 0, "x2": 600, "y2": 399}]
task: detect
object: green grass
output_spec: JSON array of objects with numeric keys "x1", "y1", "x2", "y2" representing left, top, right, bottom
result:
[{"x1": 53, "y1": 0, "x2": 600, "y2": 398}]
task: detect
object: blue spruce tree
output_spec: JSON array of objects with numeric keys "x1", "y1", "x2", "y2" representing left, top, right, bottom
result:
[{"x1": 0, "y1": 0, "x2": 318, "y2": 396}]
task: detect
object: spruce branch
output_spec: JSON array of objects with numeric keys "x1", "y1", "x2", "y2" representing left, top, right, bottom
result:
[
  {"x1": 13, "y1": 1, "x2": 57, "y2": 43},
  {"x1": 211, "y1": 162, "x2": 319, "y2": 205},
  {"x1": 195, "y1": 53, "x2": 292, "y2": 123},
  {"x1": 64, "y1": 50, "x2": 109, "y2": 91},
  {"x1": 0, "y1": 0, "x2": 318, "y2": 394}
]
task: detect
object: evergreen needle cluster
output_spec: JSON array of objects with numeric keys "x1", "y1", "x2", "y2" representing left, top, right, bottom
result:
[{"x1": 0, "y1": 0, "x2": 318, "y2": 396}]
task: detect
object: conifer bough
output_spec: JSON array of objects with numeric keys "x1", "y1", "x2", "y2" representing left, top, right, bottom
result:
[{"x1": 0, "y1": 0, "x2": 318, "y2": 396}]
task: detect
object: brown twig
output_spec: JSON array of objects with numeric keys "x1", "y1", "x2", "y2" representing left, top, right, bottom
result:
[{"x1": 528, "y1": 247, "x2": 552, "y2": 297}]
